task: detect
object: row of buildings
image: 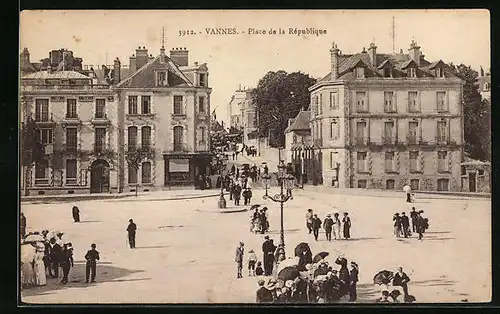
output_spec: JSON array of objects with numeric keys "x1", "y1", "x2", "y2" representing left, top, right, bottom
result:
[
  {"x1": 229, "y1": 40, "x2": 490, "y2": 192},
  {"x1": 20, "y1": 45, "x2": 213, "y2": 195}
]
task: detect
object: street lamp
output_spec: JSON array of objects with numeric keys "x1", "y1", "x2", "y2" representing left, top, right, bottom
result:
[
  {"x1": 217, "y1": 153, "x2": 227, "y2": 209},
  {"x1": 263, "y1": 159, "x2": 295, "y2": 262}
]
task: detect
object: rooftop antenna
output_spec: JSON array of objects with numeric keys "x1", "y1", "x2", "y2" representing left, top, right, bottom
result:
[{"x1": 391, "y1": 15, "x2": 396, "y2": 54}]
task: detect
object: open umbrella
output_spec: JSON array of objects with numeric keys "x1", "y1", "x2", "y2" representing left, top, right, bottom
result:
[
  {"x1": 23, "y1": 234, "x2": 45, "y2": 243},
  {"x1": 250, "y1": 204, "x2": 261, "y2": 211},
  {"x1": 277, "y1": 266, "x2": 300, "y2": 281},
  {"x1": 277, "y1": 256, "x2": 299, "y2": 274},
  {"x1": 313, "y1": 252, "x2": 329, "y2": 264},
  {"x1": 373, "y1": 270, "x2": 394, "y2": 285},
  {"x1": 294, "y1": 242, "x2": 311, "y2": 257},
  {"x1": 403, "y1": 185, "x2": 411, "y2": 192}
]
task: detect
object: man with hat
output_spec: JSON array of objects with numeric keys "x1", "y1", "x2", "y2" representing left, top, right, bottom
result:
[
  {"x1": 400, "y1": 212, "x2": 410, "y2": 238},
  {"x1": 127, "y1": 219, "x2": 137, "y2": 249},
  {"x1": 349, "y1": 261, "x2": 359, "y2": 301},
  {"x1": 60, "y1": 242, "x2": 74, "y2": 284},
  {"x1": 84, "y1": 243, "x2": 100, "y2": 283},
  {"x1": 235, "y1": 241, "x2": 244, "y2": 278},
  {"x1": 49, "y1": 237, "x2": 62, "y2": 278},
  {"x1": 256, "y1": 279, "x2": 273, "y2": 303},
  {"x1": 262, "y1": 236, "x2": 276, "y2": 276},
  {"x1": 311, "y1": 214, "x2": 322, "y2": 241},
  {"x1": 323, "y1": 214, "x2": 334, "y2": 241},
  {"x1": 305, "y1": 209, "x2": 313, "y2": 234},
  {"x1": 266, "y1": 278, "x2": 278, "y2": 301},
  {"x1": 393, "y1": 213, "x2": 402, "y2": 238}
]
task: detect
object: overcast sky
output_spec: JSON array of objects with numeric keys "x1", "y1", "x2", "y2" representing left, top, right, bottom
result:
[{"x1": 20, "y1": 10, "x2": 490, "y2": 123}]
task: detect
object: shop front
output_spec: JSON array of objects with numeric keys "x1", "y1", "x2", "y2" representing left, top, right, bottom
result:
[{"x1": 163, "y1": 153, "x2": 213, "y2": 187}]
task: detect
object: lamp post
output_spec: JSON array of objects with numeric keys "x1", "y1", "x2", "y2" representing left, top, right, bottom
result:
[
  {"x1": 217, "y1": 153, "x2": 227, "y2": 209},
  {"x1": 262, "y1": 159, "x2": 295, "y2": 263}
]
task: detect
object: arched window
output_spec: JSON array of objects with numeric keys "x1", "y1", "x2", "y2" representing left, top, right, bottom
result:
[
  {"x1": 142, "y1": 162, "x2": 151, "y2": 184},
  {"x1": 173, "y1": 126, "x2": 183, "y2": 151},
  {"x1": 142, "y1": 126, "x2": 151, "y2": 149},
  {"x1": 128, "y1": 126, "x2": 137, "y2": 151}
]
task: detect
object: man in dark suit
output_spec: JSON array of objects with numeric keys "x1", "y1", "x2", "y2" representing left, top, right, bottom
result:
[
  {"x1": 49, "y1": 237, "x2": 62, "y2": 278},
  {"x1": 323, "y1": 214, "x2": 334, "y2": 241},
  {"x1": 410, "y1": 207, "x2": 419, "y2": 233},
  {"x1": 72, "y1": 206, "x2": 80, "y2": 223},
  {"x1": 256, "y1": 279, "x2": 273, "y2": 303},
  {"x1": 401, "y1": 212, "x2": 410, "y2": 238},
  {"x1": 262, "y1": 236, "x2": 276, "y2": 276},
  {"x1": 127, "y1": 219, "x2": 137, "y2": 249},
  {"x1": 84, "y1": 243, "x2": 100, "y2": 283},
  {"x1": 349, "y1": 262, "x2": 359, "y2": 301},
  {"x1": 392, "y1": 267, "x2": 411, "y2": 298},
  {"x1": 312, "y1": 214, "x2": 322, "y2": 241}
]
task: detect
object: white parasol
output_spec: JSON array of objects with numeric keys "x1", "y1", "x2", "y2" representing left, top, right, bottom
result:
[
  {"x1": 23, "y1": 234, "x2": 45, "y2": 243},
  {"x1": 403, "y1": 185, "x2": 411, "y2": 193},
  {"x1": 277, "y1": 256, "x2": 300, "y2": 274}
]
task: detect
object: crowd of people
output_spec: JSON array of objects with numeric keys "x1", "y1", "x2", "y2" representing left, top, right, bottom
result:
[
  {"x1": 393, "y1": 207, "x2": 429, "y2": 240},
  {"x1": 249, "y1": 206, "x2": 270, "y2": 234}
]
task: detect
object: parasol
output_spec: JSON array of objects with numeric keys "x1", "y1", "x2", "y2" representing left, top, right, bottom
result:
[
  {"x1": 250, "y1": 204, "x2": 261, "y2": 211},
  {"x1": 23, "y1": 234, "x2": 45, "y2": 243},
  {"x1": 294, "y1": 242, "x2": 311, "y2": 257},
  {"x1": 277, "y1": 266, "x2": 300, "y2": 282},
  {"x1": 373, "y1": 270, "x2": 394, "y2": 285},
  {"x1": 403, "y1": 185, "x2": 411, "y2": 192},
  {"x1": 313, "y1": 252, "x2": 329, "y2": 264},
  {"x1": 277, "y1": 257, "x2": 299, "y2": 274}
]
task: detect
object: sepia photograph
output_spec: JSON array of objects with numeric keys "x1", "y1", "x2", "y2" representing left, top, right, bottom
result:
[{"x1": 19, "y1": 9, "x2": 491, "y2": 304}]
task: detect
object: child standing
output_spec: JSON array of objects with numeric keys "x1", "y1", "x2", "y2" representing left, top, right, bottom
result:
[{"x1": 248, "y1": 249, "x2": 257, "y2": 276}]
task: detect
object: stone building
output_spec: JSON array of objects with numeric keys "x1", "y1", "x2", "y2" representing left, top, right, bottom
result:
[
  {"x1": 115, "y1": 45, "x2": 212, "y2": 189},
  {"x1": 476, "y1": 67, "x2": 491, "y2": 102},
  {"x1": 308, "y1": 40, "x2": 464, "y2": 191},
  {"x1": 227, "y1": 87, "x2": 253, "y2": 132},
  {"x1": 284, "y1": 110, "x2": 315, "y2": 184},
  {"x1": 460, "y1": 157, "x2": 491, "y2": 193},
  {"x1": 20, "y1": 69, "x2": 119, "y2": 195}
]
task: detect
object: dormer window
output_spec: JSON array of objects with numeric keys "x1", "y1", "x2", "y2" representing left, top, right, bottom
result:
[
  {"x1": 436, "y1": 67, "x2": 444, "y2": 78},
  {"x1": 408, "y1": 67, "x2": 417, "y2": 78},
  {"x1": 199, "y1": 73, "x2": 207, "y2": 87},
  {"x1": 354, "y1": 67, "x2": 365, "y2": 78},
  {"x1": 383, "y1": 68, "x2": 392, "y2": 78},
  {"x1": 156, "y1": 70, "x2": 168, "y2": 87}
]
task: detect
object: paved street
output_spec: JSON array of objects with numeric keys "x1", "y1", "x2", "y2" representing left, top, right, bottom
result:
[{"x1": 20, "y1": 188, "x2": 491, "y2": 303}]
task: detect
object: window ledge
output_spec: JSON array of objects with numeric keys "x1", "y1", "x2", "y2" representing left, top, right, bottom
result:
[
  {"x1": 356, "y1": 171, "x2": 371, "y2": 174},
  {"x1": 385, "y1": 171, "x2": 399, "y2": 174},
  {"x1": 437, "y1": 170, "x2": 451, "y2": 174},
  {"x1": 409, "y1": 170, "x2": 423, "y2": 174}
]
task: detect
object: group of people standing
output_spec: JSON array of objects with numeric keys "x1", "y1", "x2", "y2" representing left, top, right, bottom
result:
[
  {"x1": 306, "y1": 209, "x2": 352, "y2": 241},
  {"x1": 250, "y1": 206, "x2": 270, "y2": 234},
  {"x1": 393, "y1": 207, "x2": 429, "y2": 240}
]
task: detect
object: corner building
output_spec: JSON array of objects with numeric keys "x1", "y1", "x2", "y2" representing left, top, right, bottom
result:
[{"x1": 309, "y1": 41, "x2": 464, "y2": 191}]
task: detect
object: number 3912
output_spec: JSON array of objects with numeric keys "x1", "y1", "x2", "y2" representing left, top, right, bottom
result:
[{"x1": 179, "y1": 30, "x2": 196, "y2": 36}]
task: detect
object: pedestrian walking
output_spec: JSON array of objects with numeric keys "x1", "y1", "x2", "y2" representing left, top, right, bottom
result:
[
  {"x1": 311, "y1": 214, "x2": 322, "y2": 241},
  {"x1": 33, "y1": 242, "x2": 46, "y2": 286},
  {"x1": 410, "y1": 207, "x2": 419, "y2": 233},
  {"x1": 305, "y1": 209, "x2": 313, "y2": 234},
  {"x1": 20, "y1": 213, "x2": 27, "y2": 238},
  {"x1": 48, "y1": 237, "x2": 62, "y2": 278},
  {"x1": 72, "y1": 206, "x2": 80, "y2": 223},
  {"x1": 235, "y1": 241, "x2": 244, "y2": 278},
  {"x1": 349, "y1": 262, "x2": 359, "y2": 301},
  {"x1": 233, "y1": 184, "x2": 242, "y2": 206},
  {"x1": 243, "y1": 188, "x2": 252, "y2": 205},
  {"x1": 60, "y1": 243, "x2": 73, "y2": 284},
  {"x1": 127, "y1": 219, "x2": 137, "y2": 249},
  {"x1": 393, "y1": 213, "x2": 402, "y2": 238},
  {"x1": 84, "y1": 243, "x2": 100, "y2": 283},
  {"x1": 401, "y1": 212, "x2": 410, "y2": 238},
  {"x1": 342, "y1": 212, "x2": 351, "y2": 240},
  {"x1": 263, "y1": 164, "x2": 269, "y2": 175},
  {"x1": 392, "y1": 267, "x2": 411, "y2": 300},
  {"x1": 323, "y1": 214, "x2": 333, "y2": 241},
  {"x1": 416, "y1": 212, "x2": 425, "y2": 240},
  {"x1": 247, "y1": 249, "x2": 257, "y2": 276},
  {"x1": 260, "y1": 208, "x2": 269, "y2": 233},
  {"x1": 403, "y1": 184, "x2": 412, "y2": 203},
  {"x1": 332, "y1": 213, "x2": 341, "y2": 240}
]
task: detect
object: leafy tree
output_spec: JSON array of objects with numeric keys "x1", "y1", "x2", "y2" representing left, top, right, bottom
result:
[
  {"x1": 253, "y1": 71, "x2": 316, "y2": 147},
  {"x1": 20, "y1": 117, "x2": 44, "y2": 195},
  {"x1": 447, "y1": 63, "x2": 491, "y2": 161}
]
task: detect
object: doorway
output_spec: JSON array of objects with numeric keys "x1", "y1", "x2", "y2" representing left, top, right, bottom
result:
[
  {"x1": 90, "y1": 159, "x2": 110, "y2": 193},
  {"x1": 469, "y1": 172, "x2": 477, "y2": 192}
]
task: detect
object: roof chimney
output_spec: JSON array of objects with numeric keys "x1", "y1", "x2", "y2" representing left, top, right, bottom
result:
[
  {"x1": 408, "y1": 40, "x2": 421, "y2": 66},
  {"x1": 330, "y1": 42, "x2": 340, "y2": 80},
  {"x1": 368, "y1": 42, "x2": 377, "y2": 67},
  {"x1": 135, "y1": 46, "x2": 149, "y2": 69},
  {"x1": 170, "y1": 47, "x2": 189, "y2": 67},
  {"x1": 113, "y1": 58, "x2": 121, "y2": 84},
  {"x1": 129, "y1": 54, "x2": 137, "y2": 73}
]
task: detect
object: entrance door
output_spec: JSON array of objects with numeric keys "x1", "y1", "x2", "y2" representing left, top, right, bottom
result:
[
  {"x1": 90, "y1": 159, "x2": 110, "y2": 193},
  {"x1": 469, "y1": 172, "x2": 477, "y2": 192}
]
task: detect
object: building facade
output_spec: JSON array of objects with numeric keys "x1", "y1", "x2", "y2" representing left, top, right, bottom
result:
[
  {"x1": 308, "y1": 41, "x2": 464, "y2": 191},
  {"x1": 115, "y1": 46, "x2": 212, "y2": 189},
  {"x1": 284, "y1": 110, "x2": 315, "y2": 184},
  {"x1": 21, "y1": 70, "x2": 119, "y2": 195}
]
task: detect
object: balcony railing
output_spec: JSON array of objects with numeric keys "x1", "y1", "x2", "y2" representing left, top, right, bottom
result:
[
  {"x1": 34, "y1": 178, "x2": 49, "y2": 186},
  {"x1": 91, "y1": 113, "x2": 110, "y2": 125},
  {"x1": 172, "y1": 113, "x2": 187, "y2": 120},
  {"x1": 407, "y1": 135, "x2": 420, "y2": 145},
  {"x1": 34, "y1": 113, "x2": 55, "y2": 124},
  {"x1": 436, "y1": 136, "x2": 448, "y2": 145},
  {"x1": 21, "y1": 84, "x2": 112, "y2": 91},
  {"x1": 173, "y1": 143, "x2": 189, "y2": 152},
  {"x1": 65, "y1": 178, "x2": 78, "y2": 185}
]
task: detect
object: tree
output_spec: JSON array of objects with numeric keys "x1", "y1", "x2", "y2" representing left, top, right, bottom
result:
[
  {"x1": 125, "y1": 147, "x2": 153, "y2": 196},
  {"x1": 447, "y1": 63, "x2": 491, "y2": 161},
  {"x1": 253, "y1": 71, "x2": 317, "y2": 147},
  {"x1": 20, "y1": 117, "x2": 44, "y2": 196}
]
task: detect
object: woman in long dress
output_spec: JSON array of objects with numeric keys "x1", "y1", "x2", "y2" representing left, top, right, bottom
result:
[
  {"x1": 21, "y1": 243, "x2": 36, "y2": 288},
  {"x1": 34, "y1": 242, "x2": 47, "y2": 286}
]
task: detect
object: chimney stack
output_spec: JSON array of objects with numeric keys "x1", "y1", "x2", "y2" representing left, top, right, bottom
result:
[
  {"x1": 170, "y1": 47, "x2": 189, "y2": 67},
  {"x1": 408, "y1": 40, "x2": 421, "y2": 66},
  {"x1": 113, "y1": 58, "x2": 121, "y2": 84},
  {"x1": 368, "y1": 42, "x2": 377, "y2": 67},
  {"x1": 330, "y1": 42, "x2": 340, "y2": 80},
  {"x1": 135, "y1": 46, "x2": 149, "y2": 69}
]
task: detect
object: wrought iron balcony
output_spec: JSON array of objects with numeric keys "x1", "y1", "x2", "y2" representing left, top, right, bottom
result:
[
  {"x1": 406, "y1": 135, "x2": 421, "y2": 145},
  {"x1": 91, "y1": 113, "x2": 110, "y2": 125}
]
